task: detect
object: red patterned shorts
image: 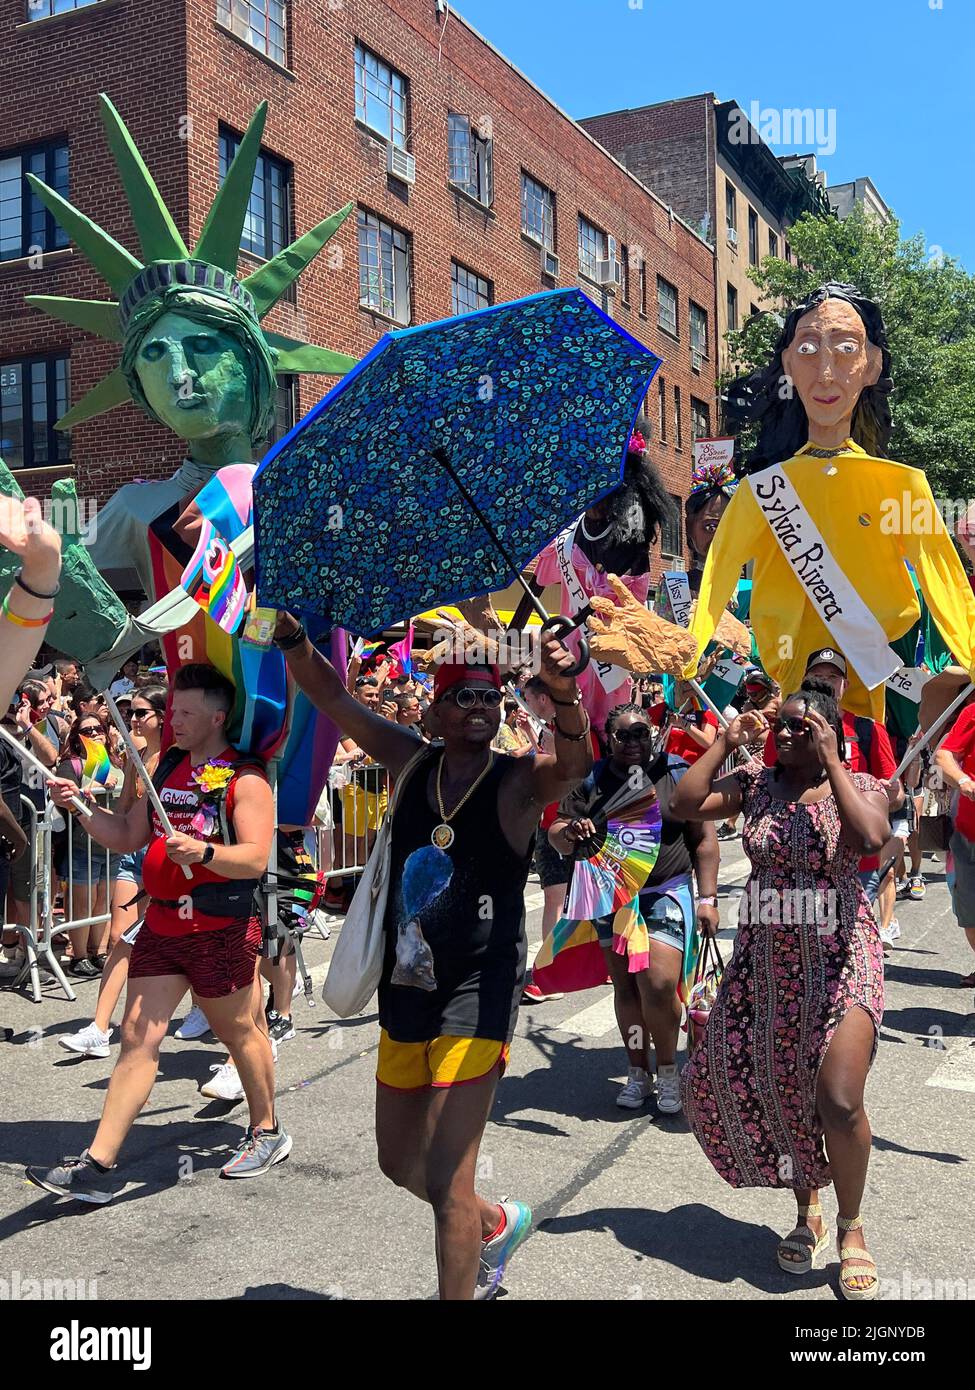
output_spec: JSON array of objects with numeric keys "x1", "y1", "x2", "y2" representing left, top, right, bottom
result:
[{"x1": 128, "y1": 917, "x2": 262, "y2": 999}]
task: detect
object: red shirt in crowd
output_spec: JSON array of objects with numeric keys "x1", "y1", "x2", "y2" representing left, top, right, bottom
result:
[
  {"x1": 763, "y1": 711, "x2": 895, "y2": 870},
  {"x1": 941, "y1": 705, "x2": 975, "y2": 843},
  {"x1": 647, "y1": 702, "x2": 719, "y2": 765},
  {"x1": 142, "y1": 747, "x2": 267, "y2": 937}
]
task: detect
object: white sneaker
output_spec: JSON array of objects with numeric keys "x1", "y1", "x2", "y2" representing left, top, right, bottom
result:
[
  {"x1": 200, "y1": 1062, "x2": 245, "y2": 1101},
  {"x1": 655, "y1": 1063, "x2": 683, "y2": 1114},
  {"x1": 880, "y1": 917, "x2": 901, "y2": 946},
  {"x1": 616, "y1": 1067, "x2": 652, "y2": 1109},
  {"x1": 174, "y1": 1004, "x2": 211, "y2": 1040},
  {"x1": 58, "y1": 1023, "x2": 112, "y2": 1058}
]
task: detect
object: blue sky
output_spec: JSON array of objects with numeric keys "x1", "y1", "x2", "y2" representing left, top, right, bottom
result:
[{"x1": 453, "y1": 0, "x2": 969, "y2": 270}]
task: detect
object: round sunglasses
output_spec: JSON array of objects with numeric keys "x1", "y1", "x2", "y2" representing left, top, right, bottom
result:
[
  {"x1": 611, "y1": 724, "x2": 653, "y2": 742},
  {"x1": 443, "y1": 686, "x2": 503, "y2": 709}
]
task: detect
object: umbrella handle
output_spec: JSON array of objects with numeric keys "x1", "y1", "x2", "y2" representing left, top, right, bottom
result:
[{"x1": 540, "y1": 612, "x2": 591, "y2": 677}]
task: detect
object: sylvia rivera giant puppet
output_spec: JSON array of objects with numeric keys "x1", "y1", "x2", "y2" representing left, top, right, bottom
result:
[{"x1": 686, "y1": 283, "x2": 975, "y2": 718}]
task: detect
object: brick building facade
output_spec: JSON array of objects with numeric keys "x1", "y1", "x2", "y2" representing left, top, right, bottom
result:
[
  {"x1": 580, "y1": 95, "x2": 832, "y2": 375},
  {"x1": 1, "y1": 0, "x2": 716, "y2": 594}
]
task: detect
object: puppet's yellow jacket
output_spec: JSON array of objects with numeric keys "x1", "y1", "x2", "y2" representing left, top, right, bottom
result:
[{"x1": 683, "y1": 440, "x2": 975, "y2": 718}]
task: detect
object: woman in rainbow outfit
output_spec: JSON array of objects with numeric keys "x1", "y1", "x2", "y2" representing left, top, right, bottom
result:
[{"x1": 542, "y1": 701, "x2": 719, "y2": 1114}]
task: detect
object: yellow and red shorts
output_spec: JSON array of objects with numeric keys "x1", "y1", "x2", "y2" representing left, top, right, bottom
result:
[{"x1": 376, "y1": 1028, "x2": 510, "y2": 1090}]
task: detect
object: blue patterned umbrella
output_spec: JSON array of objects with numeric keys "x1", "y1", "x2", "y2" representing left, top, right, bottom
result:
[{"x1": 253, "y1": 288, "x2": 661, "y2": 637}]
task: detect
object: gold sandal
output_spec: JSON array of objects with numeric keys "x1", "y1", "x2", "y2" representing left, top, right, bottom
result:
[
  {"x1": 837, "y1": 1215, "x2": 879, "y2": 1301},
  {"x1": 777, "y1": 1202, "x2": 830, "y2": 1274}
]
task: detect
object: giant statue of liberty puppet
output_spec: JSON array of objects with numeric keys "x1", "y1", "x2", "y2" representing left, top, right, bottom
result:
[{"x1": 0, "y1": 95, "x2": 356, "y2": 822}]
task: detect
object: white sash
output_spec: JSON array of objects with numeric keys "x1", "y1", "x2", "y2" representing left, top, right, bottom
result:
[
  {"x1": 885, "y1": 665, "x2": 930, "y2": 704},
  {"x1": 661, "y1": 570, "x2": 693, "y2": 629},
  {"x1": 748, "y1": 466, "x2": 901, "y2": 689},
  {"x1": 554, "y1": 521, "x2": 628, "y2": 693}
]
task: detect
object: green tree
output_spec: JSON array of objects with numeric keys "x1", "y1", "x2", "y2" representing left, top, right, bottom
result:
[{"x1": 724, "y1": 205, "x2": 975, "y2": 499}]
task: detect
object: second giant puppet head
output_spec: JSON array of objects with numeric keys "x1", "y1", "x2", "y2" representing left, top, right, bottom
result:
[{"x1": 575, "y1": 423, "x2": 676, "y2": 577}]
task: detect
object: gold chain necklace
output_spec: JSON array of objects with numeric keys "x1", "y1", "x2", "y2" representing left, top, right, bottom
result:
[{"x1": 431, "y1": 751, "x2": 495, "y2": 849}]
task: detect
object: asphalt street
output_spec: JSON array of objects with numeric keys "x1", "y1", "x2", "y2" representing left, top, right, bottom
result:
[{"x1": 1, "y1": 839, "x2": 973, "y2": 1303}]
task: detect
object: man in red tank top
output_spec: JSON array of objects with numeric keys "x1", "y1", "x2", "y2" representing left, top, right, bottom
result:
[{"x1": 26, "y1": 665, "x2": 285, "y2": 1203}]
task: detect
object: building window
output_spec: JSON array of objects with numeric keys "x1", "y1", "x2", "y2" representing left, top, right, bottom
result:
[
  {"x1": 357, "y1": 208, "x2": 410, "y2": 324},
  {"x1": 265, "y1": 376, "x2": 296, "y2": 447},
  {"x1": 0, "y1": 141, "x2": 69, "y2": 262},
  {"x1": 216, "y1": 1, "x2": 287, "y2": 67},
  {"x1": 750, "y1": 303, "x2": 760, "y2": 320},
  {"x1": 660, "y1": 494, "x2": 682, "y2": 559},
  {"x1": 674, "y1": 386, "x2": 683, "y2": 450},
  {"x1": 27, "y1": 0, "x2": 102, "y2": 17},
  {"x1": 657, "y1": 276, "x2": 678, "y2": 337},
  {"x1": 769, "y1": 229, "x2": 779, "y2": 258},
  {"x1": 639, "y1": 259, "x2": 647, "y2": 315},
  {"x1": 620, "y1": 244, "x2": 630, "y2": 304},
  {"x1": 725, "y1": 180, "x2": 737, "y2": 238},
  {"x1": 0, "y1": 353, "x2": 70, "y2": 471},
  {"x1": 354, "y1": 41, "x2": 408, "y2": 149},
  {"x1": 447, "y1": 114, "x2": 493, "y2": 207},
  {"x1": 689, "y1": 301, "x2": 708, "y2": 357},
  {"x1": 748, "y1": 207, "x2": 759, "y2": 266},
  {"x1": 691, "y1": 397, "x2": 711, "y2": 440},
  {"x1": 726, "y1": 283, "x2": 738, "y2": 331},
  {"x1": 785, "y1": 240, "x2": 792, "y2": 263},
  {"x1": 577, "y1": 214, "x2": 605, "y2": 282},
  {"x1": 451, "y1": 261, "x2": 492, "y2": 316},
  {"x1": 219, "y1": 128, "x2": 290, "y2": 261},
  {"x1": 520, "y1": 172, "x2": 555, "y2": 251},
  {"x1": 658, "y1": 375, "x2": 667, "y2": 442}
]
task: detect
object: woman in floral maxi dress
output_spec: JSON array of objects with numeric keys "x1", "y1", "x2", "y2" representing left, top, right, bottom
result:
[{"x1": 670, "y1": 681, "x2": 891, "y2": 1300}]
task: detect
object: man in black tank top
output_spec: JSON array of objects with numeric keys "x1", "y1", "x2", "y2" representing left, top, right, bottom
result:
[{"x1": 275, "y1": 615, "x2": 591, "y2": 1300}]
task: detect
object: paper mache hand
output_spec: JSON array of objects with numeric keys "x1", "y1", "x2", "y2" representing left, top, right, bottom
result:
[
  {"x1": 588, "y1": 573, "x2": 699, "y2": 676},
  {"x1": 0, "y1": 458, "x2": 128, "y2": 662}
]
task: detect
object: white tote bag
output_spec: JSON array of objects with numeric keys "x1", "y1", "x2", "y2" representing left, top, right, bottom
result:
[{"x1": 322, "y1": 743, "x2": 431, "y2": 1017}]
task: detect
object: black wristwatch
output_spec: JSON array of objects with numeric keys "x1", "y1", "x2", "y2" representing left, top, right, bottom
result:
[{"x1": 201, "y1": 844, "x2": 216, "y2": 866}]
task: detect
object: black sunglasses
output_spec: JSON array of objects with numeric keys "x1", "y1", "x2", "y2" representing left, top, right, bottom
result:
[
  {"x1": 612, "y1": 724, "x2": 653, "y2": 742},
  {"x1": 774, "y1": 715, "x2": 810, "y2": 736},
  {"x1": 129, "y1": 707, "x2": 158, "y2": 720}
]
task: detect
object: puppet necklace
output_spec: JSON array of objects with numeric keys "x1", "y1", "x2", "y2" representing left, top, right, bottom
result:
[
  {"x1": 580, "y1": 516, "x2": 612, "y2": 542},
  {"x1": 432, "y1": 751, "x2": 495, "y2": 849}
]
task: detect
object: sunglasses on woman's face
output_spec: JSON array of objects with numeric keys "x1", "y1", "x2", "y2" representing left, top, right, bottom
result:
[
  {"x1": 774, "y1": 715, "x2": 810, "y2": 736},
  {"x1": 129, "y1": 707, "x2": 156, "y2": 721},
  {"x1": 444, "y1": 686, "x2": 503, "y2": 710},
  {"x1": 80, "y1": 725, "x2": 105, "y2": 737},
  {"x1": 612, "y1": 724, "x2": 653, "y2": 743}
]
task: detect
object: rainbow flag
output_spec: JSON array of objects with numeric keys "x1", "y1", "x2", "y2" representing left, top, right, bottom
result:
[
  {"x1": 180, "y1": 521, "x2": 247, "y2": 634},
  {"x1": 351, "y1": 636, "x2": 382, "y2": 663},
  {"x1": 148, "y1": 463, "x2": 345, "y2": 826},
  {"x1": 80, "y1": 735, "x2": 111, "y2": 786}
]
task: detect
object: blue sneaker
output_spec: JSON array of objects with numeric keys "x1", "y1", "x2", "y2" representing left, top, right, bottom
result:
[{"x1": 474, "y1": 1199, "x2": 533, "y2": 1300}]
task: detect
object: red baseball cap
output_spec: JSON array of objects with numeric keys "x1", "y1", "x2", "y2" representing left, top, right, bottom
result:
[{"x1": 433, "y1": 661, "x2": 502, "y2": 702}]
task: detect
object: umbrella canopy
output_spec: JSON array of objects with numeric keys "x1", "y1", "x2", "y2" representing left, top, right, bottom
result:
[{"x1": 253, "y1": 288, "x2": 661, "y2": 636}]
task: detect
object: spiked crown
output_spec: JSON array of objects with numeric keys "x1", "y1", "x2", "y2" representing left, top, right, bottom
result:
[{"x1": 25, "y1": 94, "x2": 357, "y2": 431}]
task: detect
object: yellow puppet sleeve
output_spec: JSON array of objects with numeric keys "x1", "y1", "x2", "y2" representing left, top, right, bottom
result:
[
  {"x1": 902, "y1": 474, "x2": 975, "y2": 677},
  {"x1": 683, "y1": 484, "x2": 763, "y2": 677}
]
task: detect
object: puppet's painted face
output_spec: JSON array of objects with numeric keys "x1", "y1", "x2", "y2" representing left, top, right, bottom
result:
[
  {"x1": 135, "y1": 311, "x2": 251, "y2": 441},
  {"x1": 781, "y1": 299, "x2": 882, "y2": 441},
  {"x1": 687, "y1": 491, "x2": 731, "y2": 562}
]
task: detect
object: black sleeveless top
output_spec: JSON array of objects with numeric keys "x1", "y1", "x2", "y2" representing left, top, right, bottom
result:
[{"x1": 378, "y1": 747, "x2": 533, "y2": 1044}]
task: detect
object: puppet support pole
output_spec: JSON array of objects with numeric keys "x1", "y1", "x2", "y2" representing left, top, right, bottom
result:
[
  {"x1": 103, "y1": 691, "x2": 193, "y2": 880},
  {"x1": 0, "y1": 722, "x2": 92, "y2": 817},
  {"x1": 891, "y1": 681, "x2": 975, "y2": 782}
]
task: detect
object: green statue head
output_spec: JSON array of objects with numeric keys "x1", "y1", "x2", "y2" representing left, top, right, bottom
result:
[
  {"x1": 119, "y1": 269, "x2": 277, "y2": 447},
  {"x1": 23, "y1": 95, "x2": 358, "y2": 453}
]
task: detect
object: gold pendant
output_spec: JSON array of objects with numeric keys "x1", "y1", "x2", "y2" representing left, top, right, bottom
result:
[{"x1": 431, "y1": 823, "x2": 455, "y2": 850}]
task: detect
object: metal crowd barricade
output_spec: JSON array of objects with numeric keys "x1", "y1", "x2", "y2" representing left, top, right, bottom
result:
[
  {"x1": 9, "y1": 783, "x2": 120, "y2": 1004},
  {"x1": 307, "y1": 763, "x2": 392, "y2": 934}
]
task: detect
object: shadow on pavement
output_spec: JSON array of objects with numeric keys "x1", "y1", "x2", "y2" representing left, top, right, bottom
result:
[
  {"x1": 872, "y1": 1134, "x2": 968, "y2": 1164},
  {"x1": 537, "y1": 1201, "x2": 836, "y2": 1296},
  {"x1": 881, "y1": 1005, "x2": 973, "y2": 1037}
]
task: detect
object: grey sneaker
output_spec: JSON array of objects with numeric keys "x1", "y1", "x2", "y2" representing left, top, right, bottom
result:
[
  {"x1": 220, "y1": 1125, "x2": 292, "y2": 1179},
  {"x1": 655, "y1": 1064, "x2": 683, "y2": 1114},
  {"x1": 474, "y1": 1198, "x2": 533, "y2": 1301},
  {"x1": 25, "y1": 1149, "x2": 122, "y2": 1204}
]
